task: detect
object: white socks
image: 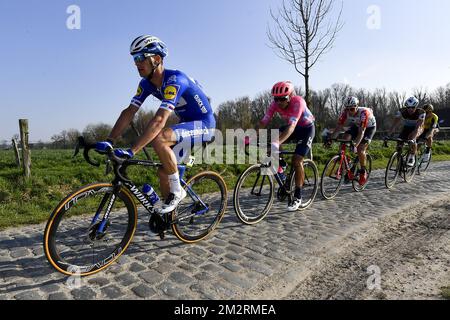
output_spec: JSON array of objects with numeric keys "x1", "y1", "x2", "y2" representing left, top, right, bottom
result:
[{"x1": 168, "y1": 172, "x2": 182, "y2": 195}]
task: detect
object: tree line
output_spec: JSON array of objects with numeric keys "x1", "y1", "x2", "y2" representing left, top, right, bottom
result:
[
  {"x1": 5, "y1": 82, "x2": 448, "y2": 150},
  {"x1": 216, "y1": 83, "x2": 450, "y2": 134}
]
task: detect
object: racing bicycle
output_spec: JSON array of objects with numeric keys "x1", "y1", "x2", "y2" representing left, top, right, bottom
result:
[
  {"x1": 43, "y1": 137, "x2": 227, "y2": 276},
  {"x1": 383, "y1": 137, "x2": 418, "y2": 189},
  {"x1": 233, "y1": 143, "x2": 318, "y2": 225},
  {"x1": 320, "y1": 139, "x2": 373, "y2": 200}
]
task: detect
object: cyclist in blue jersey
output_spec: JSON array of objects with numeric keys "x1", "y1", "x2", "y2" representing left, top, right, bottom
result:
[{"x1": 96, "y1": 35, "x2": 215, "y2": 214}]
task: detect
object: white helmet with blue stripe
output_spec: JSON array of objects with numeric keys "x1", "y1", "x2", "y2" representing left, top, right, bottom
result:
[
  {"x1": 404, "y1": 96, "x2": 419, "y2": 108},
  {"x1": 130, "y1": 35, "x2": 168, "y2": 57}
]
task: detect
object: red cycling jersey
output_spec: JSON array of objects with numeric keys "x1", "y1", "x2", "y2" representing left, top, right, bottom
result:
[{"x1": 338, "y1": 107, "x2": 376, "y2": 129}]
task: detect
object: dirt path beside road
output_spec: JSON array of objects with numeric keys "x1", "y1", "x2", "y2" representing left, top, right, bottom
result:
[{"x1": 284, "y1": 195, "x2": 450, "y2": 300}]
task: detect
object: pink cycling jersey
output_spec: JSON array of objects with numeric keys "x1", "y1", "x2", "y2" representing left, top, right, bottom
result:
[
  {"x1": 261, "y1": 96, "x2": 315, "y2": 127},
  {"x1": 338, "y1": 107, "x2": 376, "y2": 129}
]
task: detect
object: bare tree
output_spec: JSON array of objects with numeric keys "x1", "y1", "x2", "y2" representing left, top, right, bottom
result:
[
  {"x1": 389, "y1": 91, "x2": 407, "y2": 111},
  {"x1": 67, "y1": 129, "x2": 81, "y2": 146},
  {"x1": 328, "y1": 83, "x2": 351, "y2": 118},
  {"x1": 268, "y1": 0, "x2": 344, "y2": 106},
  {"x1": 412, "y1": 87, "x2": 429, "y2": 104}
]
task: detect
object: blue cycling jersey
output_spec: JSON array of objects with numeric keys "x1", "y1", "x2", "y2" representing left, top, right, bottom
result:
[{"x1": 131, "y1": 69, "x2": 215, "y2": 126}]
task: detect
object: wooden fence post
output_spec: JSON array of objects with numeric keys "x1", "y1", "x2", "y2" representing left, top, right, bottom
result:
[
  {"x1": 19, "y1": 119, "x2": 31, "y2": 179},
  {"x1": 11, "y1": 139, "x2": 21, "y2": 168}
]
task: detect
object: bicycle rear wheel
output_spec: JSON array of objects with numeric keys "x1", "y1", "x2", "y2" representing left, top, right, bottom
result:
[
  {"x1": 44, "y1": 183, "x2": 137, "y2": 276},
  {"x1": 172, "y1": 171, "x2": 227, "y2": 243},
  {"x1": 320, "y1": 155, "x2": 344, "y2": 200},
  {"x1": 289, "y1": 160, "x2": 318, "y2": 210},
  {"x1": 417, "y1": 149, "x2": 432, "y2": 175},
  {"x1": 233, "y1": 164, "x2": 275, "y2": 225},
  {"x1": 385, "y1": 152, "x2": 400, "y2": 189},
  {"x1": 352, "y1": 154, "x2": 373, "y2": 192}
]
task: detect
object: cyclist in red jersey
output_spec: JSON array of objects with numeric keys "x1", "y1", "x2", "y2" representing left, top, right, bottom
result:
[{"x1": 328, "y1": 96, "x2": 377, "y2": 185}]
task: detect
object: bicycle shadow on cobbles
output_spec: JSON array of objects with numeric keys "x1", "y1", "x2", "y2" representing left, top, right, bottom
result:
[{"x1": 0, "y1": 255, "x2": 66, "y2": 295}]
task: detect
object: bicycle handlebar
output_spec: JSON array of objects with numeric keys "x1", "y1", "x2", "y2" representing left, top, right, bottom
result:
[
  {"x1": 74, "y1": 136, "x2": 132, "y2": 183},
  {"x1": 382, "y1": 136, "x2": 416, "y2": 148},
  {"x1": 332, "y1": 139, "x2": 355, "y2": 147}
]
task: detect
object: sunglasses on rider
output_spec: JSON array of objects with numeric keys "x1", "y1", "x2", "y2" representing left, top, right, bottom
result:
[
  {"x1": 274, "y1": 96, "x2": 289, "y2": 102},
  {"x1": 133, "y1": 53, "x2": 153, "y2": 63},
  {"x1": 346, "y1": 107, "x2": 357, "y2": 112}
]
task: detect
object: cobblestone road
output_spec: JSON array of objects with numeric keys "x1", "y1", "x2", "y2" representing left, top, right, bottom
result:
[{"x1": 0, "y1": 161, "x2": 449, "y2": 300}]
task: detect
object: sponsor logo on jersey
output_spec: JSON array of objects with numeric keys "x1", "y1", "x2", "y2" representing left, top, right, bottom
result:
[
  {"x1": 164, "y1": 85, "x2": 178, "y2": 101},
  {"x1": 194, "y1": 94, "x2": 208, "y2": 114},
  {"x1": 135, "y1": 85, "x2": 143, "y2": 97},
  {"x1": 167, "y1": 75, "x2": 177, "y2": 83}
]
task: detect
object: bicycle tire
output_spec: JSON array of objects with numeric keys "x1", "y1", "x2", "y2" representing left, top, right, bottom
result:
[
  {"x1": 403, "y1": 154, "x2": 417, "y2": 183},
  {"x1": 233, "y1": 164, "x2": 275, "y2": 225},
  {"x1": 417, "y1": 150, "x2": 432, "y2": 175},
  {"x1": 172, "y1": 171, "x2": 227, "y2": 243},
  {"x1": 385, "y1": 152, "x2": 400, "y2": 189},
  {"x1": 320, "y1": 155, "x2": 344, "y2": 200},
  {"x1": 352, "y1": 154, "x2": 373, "y2": 192},
  {"x1": 289, "y1": 160, "x2": 318, "y2": 210},
  {"x1": 44, "y1": 183, "x2": 137, "y2": 277}
]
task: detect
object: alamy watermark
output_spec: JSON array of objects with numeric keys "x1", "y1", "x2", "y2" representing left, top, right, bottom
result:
[
  {"x1": 367, "y1": 5, "x2": 381, "y2": 30},
  {"x1": 66, "y1": 265, "x2": 83, "y2": 289},
  {"x1": 366, "y1": 265, "x2": 382, "y2": 290},
  {"x1": 66, "y1": 5, "x2": 81, "y2": 30},
  {"x1": 170, "y1": 125, "x2": 280, "y2": 171}
]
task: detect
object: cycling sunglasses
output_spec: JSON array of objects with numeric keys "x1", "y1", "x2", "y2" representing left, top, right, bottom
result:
[
  {"x1": 274, "y1": 96, "x2": 289, "y2": 102},
  {"x1": 133, "y1": 53, "x2": 153, "y2": 63}
]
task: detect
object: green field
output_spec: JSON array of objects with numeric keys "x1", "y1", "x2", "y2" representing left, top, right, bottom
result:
[{"x1": 1, "y1": 140, "x2": 450, "y2": 229}]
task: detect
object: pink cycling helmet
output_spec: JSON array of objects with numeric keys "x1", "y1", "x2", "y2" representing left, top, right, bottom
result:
[{"x1": 271, "y1": 81, "x2": 294, "y2": 97}]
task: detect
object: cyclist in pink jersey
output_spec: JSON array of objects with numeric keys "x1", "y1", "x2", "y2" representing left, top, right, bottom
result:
[{"x1": 257, "y1": 81, "x2": 316, "y2": 211}]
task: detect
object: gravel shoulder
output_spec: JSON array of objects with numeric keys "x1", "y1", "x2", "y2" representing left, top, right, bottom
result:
[{"x1": 281, "y1": 194, "x2": 450, "y2": 300}]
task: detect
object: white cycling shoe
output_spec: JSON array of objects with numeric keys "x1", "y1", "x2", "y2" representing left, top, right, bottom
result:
[
  {"x1": 159, "y1": 188, "x2": 187, "y2": 214},
  {"x1": 406, "y1": 155, "x2": 416, "y2": 167},
  {"x1": 288, "y1": 198, "x2": 302, "y2": 212}
]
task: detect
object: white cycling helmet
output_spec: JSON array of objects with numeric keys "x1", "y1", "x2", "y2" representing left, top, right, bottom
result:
[
  {"x1": 404, "y1": 96, "x2": 419, "y2": 108},
  {"x1": 344, "y1": 96, "x2": 359, "y2": 108},
  {"x1": 130, "y1": 35, "x2": 168, "y2": 57}
]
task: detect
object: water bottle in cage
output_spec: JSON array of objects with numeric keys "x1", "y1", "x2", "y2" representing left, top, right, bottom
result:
[
  {"x1": 142, "y1": 184, "x2": 160, "y2": 205},
  {"x1": 278, "y1": 158, "x2": 288, "y2": 183}
]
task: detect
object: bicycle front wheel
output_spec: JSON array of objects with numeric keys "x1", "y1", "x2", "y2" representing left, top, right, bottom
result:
[
  {"x1": 44, "y1": 183, "x2": 137, "y2": 277},
  {"x1": 233, "y1": 164, "x2": 275, "y2": 225},
  {"x1": 385, "y1": 152, "x2": 400, "y2": 189},
  {"x1": 320, "y1": 155, "x2": 344, "y2": 200},
  {"x1": 289, "y1": 160, "x2": 318, "y2": 210},
  {"x1": 172, "y1": 171, "x2": 227, "y2": 243},
  {"x1": 352, "y1": 154, "x2": 373, "y2": 192},
  {"x1": 403, "y1": 154, "x2": 417, "y2": 183}
]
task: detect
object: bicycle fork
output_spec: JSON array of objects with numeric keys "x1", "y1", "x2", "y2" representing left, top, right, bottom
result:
[{"x1": 88, "y1": 186, "x2": 120, "y2": 241}]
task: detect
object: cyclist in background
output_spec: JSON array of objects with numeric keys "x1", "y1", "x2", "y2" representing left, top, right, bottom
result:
[
  {"x1": 418, "y1": 103, "x2": 439, "y2": 162},
  {"x1": 95, "y1": 35, "x2": 215, "y2": 214},
  {"x1": 327, "y1": 96, "x2": 377, "y2": 186},
  {"x1": 388, "y1": 96, "x2": 425, "y2": 167},
  {"x1": 257, "y1": 81, "x2": 316, "y2": 211}
]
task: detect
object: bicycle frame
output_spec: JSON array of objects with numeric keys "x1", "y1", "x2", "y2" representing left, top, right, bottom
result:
[
  {"x1": 328, "y1": 142, "x2": 355, "y2": 181},
  {"x1": 249, "y1": 150, "x2": 298, "y2": 197},
  {"x1": 90, "y1": 159, "x2": 208, "y2": 236}
]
